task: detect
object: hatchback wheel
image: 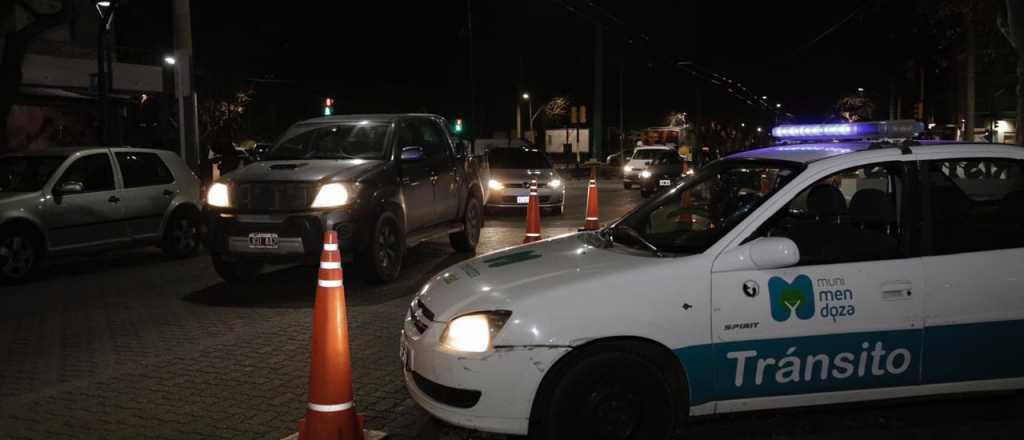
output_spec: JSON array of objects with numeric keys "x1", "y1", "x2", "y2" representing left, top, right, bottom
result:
[
  {"x1": 0, "y1": 228, "x2": 41, "y2": 284},
  {"x1": 162, "y1": 210, "x2": 201, "y2": 258}
]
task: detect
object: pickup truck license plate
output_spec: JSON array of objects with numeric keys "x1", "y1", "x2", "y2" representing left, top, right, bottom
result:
[
  {"x1": 659, "y1": 179, "x2": 672, "y2": 186},
  {"x1": 516, "y1": 196, "x2": 530, "y2": 204},
  {"x1": 248, "y1": 232, "x2": 279, "y2": 249}
]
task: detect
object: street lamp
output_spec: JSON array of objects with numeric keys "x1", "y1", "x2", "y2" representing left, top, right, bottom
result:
[
  {"x1": 522, "y1": 93, "x2": 530, "y2": 100},
  {"x1": 857, "y1": 87, "x2": 865, "y2": 93},
  {"x1": 94, "y1": 0, "x2": 119, "y2": 146},
  {"x1": 776, "y1": 103, "x2": 782, "y2": 109},
  {"x1": 163, "y1": 56, "x2": 176, "y2": 65}
]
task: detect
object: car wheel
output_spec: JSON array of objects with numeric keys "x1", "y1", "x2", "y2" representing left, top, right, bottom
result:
[
  {"x1": 161, "y1": 209, "x2": 201, "y2": 258},
  {"x1": 529, "y1": 342, "x2": 687, "y2": 440},
  {"x1": 362, "y1": 211, "x2": 404, "y2": 283},
  {"x1": 450, "y1": 195, "x2": 483, "y2": 252},
  {"x1": 211, "y1": 254, "x2": 263, "y2": 284},
  {"x1": 0, "y1": 227, "x2": 42, "y2": 284},
  {"x1": 623, "y1": 182, "x2": 632, "y2": 189}
]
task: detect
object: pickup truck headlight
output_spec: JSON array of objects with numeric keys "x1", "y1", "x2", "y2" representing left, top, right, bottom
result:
[
  {"x1": 311, "y1": 183, "x2": 349, "y2": 208},
  {"x1": 640, "y1": 170, "x2": 652, "y2": 179},
  {"x1": 487, "y1": 179, "x2": 504, "y2": 191},
  {"x1": 206, "y1": 183, "x2": 231, "y2": 207},
  {"x1": 547, "y1": 179, "x2": 562, "y2": 189},
  {"x1": 441, "y1": 311, "x2": 512, "y2": 352}
]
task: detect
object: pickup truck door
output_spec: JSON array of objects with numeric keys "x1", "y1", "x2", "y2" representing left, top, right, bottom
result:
[
  {"x1": 420, "y1": 119, "x2": 461, "y2": 222},
  {"x1": 396, "y1": 120, "x2": 436, "y2": 232}
]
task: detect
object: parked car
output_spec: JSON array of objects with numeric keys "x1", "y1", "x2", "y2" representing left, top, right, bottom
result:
[
  {"x1": 401, "y1": 120, "x2": 1024, "y2": 439},
  {"x1": 622, "y1": 145, "x2": 674, "y2": 189},
  {"x1": 638, "y1": 150, "x2": 693, "y2": 198},
  {"x1": 203, "y1": 113, "x2": 484, "y2": 284},
  {"x1": 0, "y1": 147, "x2": 202, "y2": 283},
  {"x1": 483, "y1": 147, "x2": 564, "y2": 215}
]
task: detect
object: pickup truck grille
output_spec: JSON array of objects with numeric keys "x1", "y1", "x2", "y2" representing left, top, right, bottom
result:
[{"x1": 234, "y1": 183, "x2": 316, "y2": 211}]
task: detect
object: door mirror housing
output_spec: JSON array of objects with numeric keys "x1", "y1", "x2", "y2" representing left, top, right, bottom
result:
[
  {"x1": 54, "y1": 181, "x2": 85, "y2": 196},
  {"x1": 400, "y1": 146, "x2": 426, "y2": 162},
  {"x1": 713, "y1": 237, "x2": 800, "y2": 273},
  {"x1": 455, "y1": 139, "x2": 472, "y2": 158}
]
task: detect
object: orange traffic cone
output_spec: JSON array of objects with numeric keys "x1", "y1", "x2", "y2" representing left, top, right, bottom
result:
[
  {"x1": 581, "y1": 167, "x2": 600, "y2": 231},
  {"x1": 298, "y1": 231, "x2": 364, "y2": 440},
  {"x1": 523, "y1": 180, "x2": 542, "y2": 243}
]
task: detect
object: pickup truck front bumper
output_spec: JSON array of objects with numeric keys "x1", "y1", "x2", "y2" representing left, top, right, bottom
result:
[{"x1": 203, "y1": 207, "x2": 361, "y2": 263}]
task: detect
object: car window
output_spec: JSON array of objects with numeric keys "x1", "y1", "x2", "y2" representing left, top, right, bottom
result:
[
  {"x1": 0, "y1": 156, "x2": 66, "y2": 192},
  {"x1": 57, "y1": 153, "x2": 115, "y2": 193},
  {"x1": 653, "y1": 152, "x2": 681, "y2": 165},
  {"x1": 412, "y1": 119, "x2": 450, "y2": 161},
  {"x1": 632, "y1": 149, "x2": 665, "y2": 160},
  {"x1": 115, "y1": 152, "x2": 174, "y2": 188},
  {"x1": 926, "y1": 158, "x2": 1024, "y2": 254},
  {"x1": 759, "y1": 162, "x2": 907, "y2": 265}
]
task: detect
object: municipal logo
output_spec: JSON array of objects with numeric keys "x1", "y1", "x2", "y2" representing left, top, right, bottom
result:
[{"x1": 768, "y1": 275, "x2": 815, "y2": 322}]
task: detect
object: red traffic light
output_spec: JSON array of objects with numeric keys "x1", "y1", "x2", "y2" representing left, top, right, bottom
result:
[{"x1": 325, "y1": 98, "x2": 334, "y2": 107}]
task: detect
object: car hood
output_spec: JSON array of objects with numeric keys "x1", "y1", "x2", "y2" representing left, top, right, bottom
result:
[
  {"x1": 417, "y1": 233, "x2": 646, "y2": 321},
  {"x1": 488, "y1": 168, "x2": 559, "y2": 183},
  {"x1": 224, "y1": 159, "x2": 387, "y2": 183}
]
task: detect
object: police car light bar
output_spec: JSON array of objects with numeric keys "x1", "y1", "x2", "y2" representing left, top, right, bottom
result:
[{"x1": 772, "y1": 120, "x2": 925, "y2": 140}]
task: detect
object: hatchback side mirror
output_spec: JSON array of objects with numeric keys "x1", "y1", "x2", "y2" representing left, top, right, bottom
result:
[
  {"x1": 400, "y1": 146, "x2": 425, "y2": 162},
  {"x1": 713, "y1": 237, "x2": 800, "y2": 273},
  {"x1": 54, "y1": 181, "x2": 84, "y2": 196}
]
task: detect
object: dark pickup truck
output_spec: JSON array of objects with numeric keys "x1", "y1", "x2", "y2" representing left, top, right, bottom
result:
[{"x1": 203, "y1": 113, "x2": 483, "y2": 283}]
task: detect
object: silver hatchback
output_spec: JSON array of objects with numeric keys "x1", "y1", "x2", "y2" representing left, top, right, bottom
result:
[{"x1": 0, "y1": 147, "x2": 203, "y2": 283}]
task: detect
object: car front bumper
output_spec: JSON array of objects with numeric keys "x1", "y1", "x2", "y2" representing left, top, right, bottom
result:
[
  {"x1": 640, "y1": 175, "x2": 680, "y2": 192},
  {"x1": 484, "y1": 187, "x2": 565, "y2": 208},
  {"x1": 203, "y1": 207, "x2": 362, "y2": 263},
  {"x1": 401, "y1": 322, "x2": 570, "y2": 435}
]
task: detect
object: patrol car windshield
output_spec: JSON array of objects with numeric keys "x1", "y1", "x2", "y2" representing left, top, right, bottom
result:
[
  {"x1": 0, "y1": 155, "x2": 67, "y2": 192},
  {"x1": 269, "y1": 122, "x2": 390, "y2": 160},
  {"x1": 614, "y1": 159, "x2": 803, "y2": 255}
]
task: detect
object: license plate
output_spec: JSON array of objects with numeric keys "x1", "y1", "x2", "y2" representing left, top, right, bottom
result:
[
  {"x1": 400, "y1": 340, "x2": 414, "y2": 371},
  {"x1": 516, "y1": 196, "x2": 530, "y2": 204},
  {"x1": 248, "y1": 232, "x2": 279, "y2": 249},
  {"x1": 659, "y1": 179, "x2": 672, "y2": 186}
]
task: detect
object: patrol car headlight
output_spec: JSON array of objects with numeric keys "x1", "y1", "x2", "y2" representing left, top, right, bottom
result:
[
  {"x1": 441, "y1": 311, "x2": 512, "y2": 352},
  {"x1": 623, "y1": 166, "x2": 632, "y2": 172},
  {"x1": 487, "y1": 179, "x2": 504, "y2": 191},
  {"x1": 547, "y1": 179, "x2": 562, "y2": 189},
  {"x1": 640, "y1": 170, "x2": 652, "y2": 179},
  {"x1": 206, "y1": 183, "x2": 231, "y2": 208},
  {"x1": 311, "y1": 183, "x2": 349, "y2": 208}
]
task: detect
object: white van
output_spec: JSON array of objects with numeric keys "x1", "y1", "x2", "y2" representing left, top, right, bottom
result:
[{"x1": 402, "y1": 121, "x2": 1024, "y2": 439}]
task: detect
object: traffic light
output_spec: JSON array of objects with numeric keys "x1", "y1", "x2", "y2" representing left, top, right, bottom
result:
[
  {"x1": 454, "y1": 118, "x2": 463, "y2": 133},
  {"x1": 324, "y1": 98, "x2": 334, "y2": 116}
]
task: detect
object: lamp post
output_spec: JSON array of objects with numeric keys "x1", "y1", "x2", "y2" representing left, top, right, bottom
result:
[
  {"x1": 94, "y1": 0, "x2": 118, "y2": 146},
  {"x1": 522, "y1": 93, "x2": 532, "y2": 140}
]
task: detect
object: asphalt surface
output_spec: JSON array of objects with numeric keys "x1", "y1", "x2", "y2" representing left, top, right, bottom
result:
[{"x1": 1, "y1": 180, "x2": 1022, "y2": 439}]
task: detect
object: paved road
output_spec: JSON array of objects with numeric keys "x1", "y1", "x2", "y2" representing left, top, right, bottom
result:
[{"x1": 1, "y1": 181, "x2": 1021, "y2": 439}]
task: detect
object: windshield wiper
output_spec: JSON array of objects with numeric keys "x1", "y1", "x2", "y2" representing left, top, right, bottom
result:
[{"x1": 611, "y1": 224, "x2": 664, "y2": 258}]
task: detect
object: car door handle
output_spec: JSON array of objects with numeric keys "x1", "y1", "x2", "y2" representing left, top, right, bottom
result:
[
  {"x1": 162, "y1": 189, "x2": 175, "y2": 197},
  {"x1": 108, "y1": 195, "x2": 121, "y2": 204},
  {"x1": 881, "y1": 280, "x2": 913, "y2": 301}
]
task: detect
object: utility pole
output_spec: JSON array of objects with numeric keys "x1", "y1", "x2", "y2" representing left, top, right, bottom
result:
[
  {"x1": 592, "y1": 23, "x2": 604, "y2": 163},
  {"x1": 466, "y1": 0, "x2": 476, "y2": 145},
  {"x1": 618, "y1": 57, "x2": 624, "y2": 162},
  {"x1": 966, "y1": 11, "x2": 977, "y2": 141},
  {"x1": 95, "y1": 1, "x2": 117, "y2": 146},
  {"x1": 173, "y1": 0, "x2": 201, "y2": 177}
]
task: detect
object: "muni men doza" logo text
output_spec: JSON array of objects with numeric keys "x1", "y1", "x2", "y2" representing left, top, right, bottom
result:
[{"x1": 769, "y1": 275, "x2": 856, "y2": 323}]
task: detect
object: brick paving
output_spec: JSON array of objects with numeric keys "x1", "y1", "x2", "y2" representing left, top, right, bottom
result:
[{"x1": 1, "y1": 182, "x2": 1022, "y2": 439}]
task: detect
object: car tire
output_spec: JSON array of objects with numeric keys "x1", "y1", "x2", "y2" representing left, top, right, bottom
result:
[
  {"x1": 528, "y1": 341, "x2": 687, "y2": 440},
  {"x1": 211, "y1": 254, "x2": 263, "y2": 284},
  {"x1": 623, "y1": 182, "x2": 632, "y2": 189},
  {"x1": 0, "y1": 226, "x2": 42, "y2": 284},
  {"x1": 361, "y1": 211, "x2": 404, "y2": 283},
  {"x1": 450, "y1": 195, "x2": 482, "y2": 252},
  {"x1": 161, "y1": 209, "x2": 201, "y2": 259}
]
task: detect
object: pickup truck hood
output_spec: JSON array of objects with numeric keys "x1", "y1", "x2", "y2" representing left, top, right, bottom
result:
[{"x1": 224, "y1": 159, "x2": 387, "y2": 183}]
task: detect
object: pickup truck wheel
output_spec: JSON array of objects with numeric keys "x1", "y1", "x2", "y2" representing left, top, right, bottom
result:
[
  {"x1": 0, "y1": 227, "x2": 42, "y2": 284},
  {"x1": 211, "y1": 254, "x2": 263, "y2": 284},
  {"x1": 362, "y1": 211, "x2": 403, "y2": 283},
  {"x1": 449, "y1": 195, "x2": 482, "y2": 252}
]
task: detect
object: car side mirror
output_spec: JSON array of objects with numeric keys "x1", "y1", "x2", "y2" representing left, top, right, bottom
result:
[
  {"x1": 400, "y1": 146, "x2": 426, "y2": 162},
  {"x1": 712, "y1": 237, "x2": 800, "y2": 273},
  {"x1": 54, "y1": 181, "x2": 84, "y2": 196},
  {"x1": 455, "y1": 139, "x2": 472, "y2": 158}
]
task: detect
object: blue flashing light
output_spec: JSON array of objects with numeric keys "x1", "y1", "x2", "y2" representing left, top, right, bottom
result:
[{"x1": 772, "y1": 120, "x2": 924, "y2": 140}]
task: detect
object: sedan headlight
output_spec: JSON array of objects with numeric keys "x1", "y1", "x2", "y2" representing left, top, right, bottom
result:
[
  {"x1": 206, "y1": 182, "x2": 231, "y2": 207},
  {"x1": 487, "y1": 179, "x2": 504, "y2": 191},
  {"x1": 640, "y1": 170, "x2": 652, "y2": 179},
  {"x1": 311, "y1": 183, "x2": 349, "y2": 208},
  {"x1": 441, "y1": 311, "x2": 512, "y2": 352},
  {"x1": 547, "y1": 179, "x2": 562, "y2": 189},
  {"x1": 623, "y1": 165, "x2": 632, "y2": 173}
]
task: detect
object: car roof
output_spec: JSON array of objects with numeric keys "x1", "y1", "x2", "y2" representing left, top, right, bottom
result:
[
  {"x1": 2, "y1": 146, "x2": 170, "y2": 158},
  {"x1": 726, "y1": 140, "x2": 1024, "y2": 164},
  {"x1": 293, "y1": 113, "x2": 442, "y2": 126}
]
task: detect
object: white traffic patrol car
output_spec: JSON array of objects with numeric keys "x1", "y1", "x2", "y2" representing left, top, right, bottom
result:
[{"x1": 401, "y1": 120, "x2": 1024, "y2": 439}]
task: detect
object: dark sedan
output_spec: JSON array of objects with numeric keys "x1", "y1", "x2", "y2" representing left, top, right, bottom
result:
[{"x1": 638, "y1": 150, "x2": 693, "y2": 198}]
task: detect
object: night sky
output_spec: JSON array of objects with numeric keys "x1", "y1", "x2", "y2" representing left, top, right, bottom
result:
[{"x1": 116, "y1": 1, "x2": 938, "y2": 139}]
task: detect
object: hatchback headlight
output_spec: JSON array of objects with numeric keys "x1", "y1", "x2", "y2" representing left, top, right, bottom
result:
[
  {"x1": 311, "y1": 183, "x2": 349, "y2": 208},
  {"x1": 488, "y1": 179, "x2": 504, "y2": 191},
  {"x1": 440, "y1": 311, "x2": 512, "y2": 352},
  {"x1": 640, "y1": 170, "x2": 652, "y2": 179},
  {"x1": 206, "y1": 183, "x2": 231, "y2": 207},
  {"x1": 623, "y1": 165, "x2": 631, "y2": 172},
  {"x1": 547, "y1": 179, "x2": 562, "y2": 189}
]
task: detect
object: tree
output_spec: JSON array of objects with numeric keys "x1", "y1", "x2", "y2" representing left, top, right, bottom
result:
[
  {"x1": 198, "y1": 87, "x2": 254, "y2": 149},
  {"x1": 0, "y1": 0, "x2": 72, "y2": 154},
  {"x1": 835, "y1": 93, "x2": 876, "y2": 122},
  {"x1": 999, "y1": 0, "x2": 1024, "y2": 145}
]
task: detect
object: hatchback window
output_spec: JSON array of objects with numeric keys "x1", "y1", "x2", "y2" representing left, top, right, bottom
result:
[
  {"x1": 926, "y1": 158, "x2": 1024, "y2": 254},
  {"x1": 487, "y1": 149, "x2": 552, "y2": 169},
  {"x1": 0, "y1": 156, "x2": 66, "y2": 192},
  {"x1": 269, "y1": 122, "x2": 391, "y2": 160},
  {"x1": 57, "y1": 154, "x2": 115, "y2": 192},
  {"x1": 116, "y1": 152, "x2": 174, "y2": 188}
]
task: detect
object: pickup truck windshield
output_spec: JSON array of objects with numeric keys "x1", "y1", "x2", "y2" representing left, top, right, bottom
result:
[
  {"x1": 269, "y1": 122, "x2": 390, "y2": 160},
  {"x1": 0, "y1": 156, "x2": 66, "y2": 192},
  {"x1": 613, "y1": 159, "x2": 804, "y2": 255}
]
